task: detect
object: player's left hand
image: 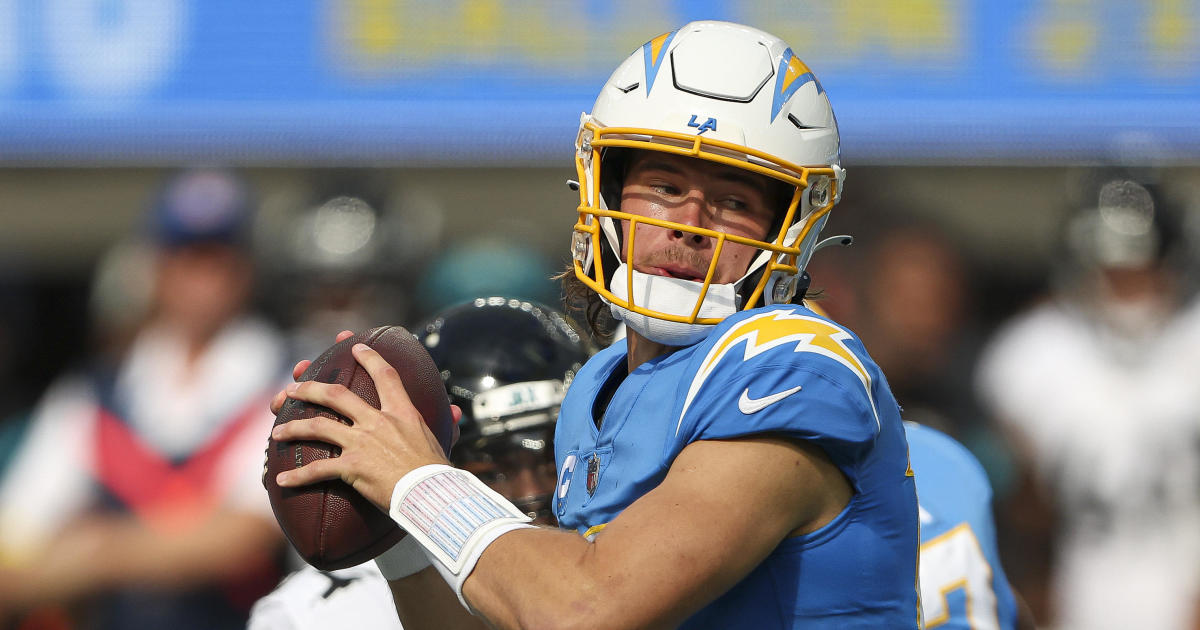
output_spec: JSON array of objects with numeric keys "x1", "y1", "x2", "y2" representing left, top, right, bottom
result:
[{"x1": 271, "y1": 341, "x2": 461, "y2": 512}]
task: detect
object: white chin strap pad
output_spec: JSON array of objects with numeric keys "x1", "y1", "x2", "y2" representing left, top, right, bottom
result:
[{"x1": 607, "y1": 264, "x2": 737, "y2": 346}]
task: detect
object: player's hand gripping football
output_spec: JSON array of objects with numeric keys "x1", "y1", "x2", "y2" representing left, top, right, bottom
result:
[{"x1": 269, "y1": 330, "x2": 462, "y2": 512}]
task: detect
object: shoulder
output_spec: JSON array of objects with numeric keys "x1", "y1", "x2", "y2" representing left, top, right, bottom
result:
[
  {"x1": 977, "y1": 300, "x2": 1079, "y2": 374},
  {"x1": 698, "y1": 304, "x2": 872, "y2": 379},
  {"x1": 905, "y1": 422, "x2": 996, "y2": 537},
  {"x1": 686, "y1": 304, "x2": 876, "y2": 407},
  {"x1": 214, "y1": 316, "x2": 288, "y2": 368},
  {"x1": 558, "y1": 343, "x2": 625, "y2": 431},
  {"x1": 1162, "y1": 296, "x2": 1200, "y2": 349},
  {"x1": 0, "y1": 371, "x2": 101, "y2": 553},
  {"x1": 904, "y1": 422, "x2": 990, "y2": 497},
  {"x1": 674, "y1": 305, "x2": 882, "y2": 447},
  {"x1": 16, "y1": 371, "x2": 99, "y2": 453},
  {"x1": 975, "y1": 299, "x2": 1092, "y2": 424}
]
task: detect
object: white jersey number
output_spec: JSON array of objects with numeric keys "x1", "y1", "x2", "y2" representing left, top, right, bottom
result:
[{"x1": 919, "y1": 523, "x2": 1000, "y2": 629}]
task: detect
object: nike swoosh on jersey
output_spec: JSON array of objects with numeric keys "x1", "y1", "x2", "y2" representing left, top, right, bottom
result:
[{"x1": 738, "y1": 385, "x2": 803, "y2": 414}]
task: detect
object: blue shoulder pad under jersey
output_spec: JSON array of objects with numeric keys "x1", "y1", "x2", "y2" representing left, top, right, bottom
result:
[
  {"x1": 906, "y1": 422, "x2": 1018, "y2": 630},
  {"x1": 676, "y1": 305, "x2": 882, "y2": 456}
]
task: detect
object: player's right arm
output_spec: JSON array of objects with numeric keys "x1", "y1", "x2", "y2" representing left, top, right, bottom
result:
[
  {"x1": 272, "y1": 339, "x2": 855, "y2": 630},
  {"x1": 462, "y1": 435, "x2": 850, "y2": 630},
  {"x1": 300, "y1": 436, "x2": 846, "y2": 630},
  {"x1": 276, "y1": 395, "x2": 850, "y2": 629}
]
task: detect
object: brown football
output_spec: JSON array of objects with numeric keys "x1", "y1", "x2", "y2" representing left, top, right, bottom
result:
[{"x1": 263, "y1": 325, "x2": 454, "y2": 571}]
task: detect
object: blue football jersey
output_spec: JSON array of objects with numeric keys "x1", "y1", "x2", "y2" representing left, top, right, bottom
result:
[
  {"x1": 906, "y1": 422, "x2": 1019, "y2": 630},
  {"x1": 553, "y1": 304, "x2": 920, "y2": 628}
]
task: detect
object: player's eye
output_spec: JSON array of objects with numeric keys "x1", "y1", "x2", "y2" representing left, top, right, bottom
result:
[
  {"x1": 650, "y1": 182, "x2": 680, "y2": 196},
  {"x1": 719, "y1": 197, "x2": 749, "y2": 211}
]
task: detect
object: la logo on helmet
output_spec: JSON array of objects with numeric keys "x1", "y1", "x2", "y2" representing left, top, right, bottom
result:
[{"x1": 687, "y1": 115, "x2": 717, "y2": 134}]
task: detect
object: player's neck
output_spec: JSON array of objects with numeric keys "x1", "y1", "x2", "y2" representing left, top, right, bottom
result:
[{"x1": 625, "y1": 331, "x2": 676, "y2": 372}]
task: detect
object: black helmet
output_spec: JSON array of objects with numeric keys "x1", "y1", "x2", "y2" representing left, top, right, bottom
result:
[{"x1": 415, "y1": 297, "x2": 594, "y2": 520}]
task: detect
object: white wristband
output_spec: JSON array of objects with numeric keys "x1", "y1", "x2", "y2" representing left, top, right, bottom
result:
[
  {"x1": 388, "y1": 464, "x2": 534, "y2": 609},
  {"x1": 373, "y1": 535, "x2": 432, "y2": 580}
]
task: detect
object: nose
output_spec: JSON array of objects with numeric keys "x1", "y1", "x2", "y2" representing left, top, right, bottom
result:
[
  {"x1": 510, "y1": 462, "x2": 557, "y2": 502},
  {"x1": 502, "y1": 455, "x2": 559, "y2": 524},
  {"x1": 667, "y1": 193, "x2": 708, "y2": 246}
]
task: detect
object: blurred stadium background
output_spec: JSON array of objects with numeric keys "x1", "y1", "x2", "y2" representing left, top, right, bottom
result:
[{"x1": 1, "y1": 1, "x2": 1199, "y2": 628}]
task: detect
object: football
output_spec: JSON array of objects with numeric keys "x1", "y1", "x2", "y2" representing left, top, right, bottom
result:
[{"x1": 264, "y1": 325, "x2": 454, "y2": 571}]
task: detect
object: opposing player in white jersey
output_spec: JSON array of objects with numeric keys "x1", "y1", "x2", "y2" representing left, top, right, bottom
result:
[
  {"x1": 977, "y1": 178, "x2": 1200, "y2": 630},
  {"x1": 248, "y1": 298, "x2": 592, "y2": 629}
]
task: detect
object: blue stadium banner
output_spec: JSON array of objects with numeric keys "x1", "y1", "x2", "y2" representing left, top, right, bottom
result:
[{"x1": 1, "y1": 0, "x2": 1198, "y2": 164}]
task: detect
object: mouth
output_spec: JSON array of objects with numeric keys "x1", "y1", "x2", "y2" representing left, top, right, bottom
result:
[{"x1": 645, "y1": 264, "x2": 707, "y2": 282}]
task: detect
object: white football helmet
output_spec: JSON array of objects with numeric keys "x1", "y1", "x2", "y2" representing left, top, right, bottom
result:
[{"x1": 571, "y1": 21, "x2": 846, "y2": 345}]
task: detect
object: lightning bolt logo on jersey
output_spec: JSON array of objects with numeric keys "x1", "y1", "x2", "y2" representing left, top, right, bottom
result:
[
  {"x1": 679, "y1": 309, "x2": 879, "y2": 435},
  {"x1": 554, "y1": 304, "x2": 919, "y2": 628}
]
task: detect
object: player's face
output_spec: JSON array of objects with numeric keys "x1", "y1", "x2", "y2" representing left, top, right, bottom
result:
[
  {"x1": 462, "y1": 444, "x2": 559, "y2": 526},
  {"x1": 155, "y1": 243, "x2": 251, "y2": 338},
  {"x1": 618, "y1": 151, "x2": 782, "y2": 284}
]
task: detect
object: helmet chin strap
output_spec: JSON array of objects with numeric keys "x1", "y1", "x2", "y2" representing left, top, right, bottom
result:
[{"x1": 607, "y1": 263, "x2": 738, "y2": 346}]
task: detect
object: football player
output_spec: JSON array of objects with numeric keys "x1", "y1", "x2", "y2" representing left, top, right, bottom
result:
[
  {"x1": 793, "y1": 291, "x2": 1030, "y2": 630},
  {"x1": 271, "y1": 21, "x2": 919, "y2": 628},
  {"x1": 907, "y1": 421, "x2": 1035, "y2": 629},
  {"x1": 249, "y1": 297, "x2": 592, "y2": 629},
  {"x1": 977, "y1": 177, "x2": 1200, "y2": 630}
]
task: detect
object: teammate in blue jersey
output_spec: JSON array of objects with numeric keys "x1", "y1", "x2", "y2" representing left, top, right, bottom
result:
[
  {"x1": 269, "y1": 21, "x2": 919, "y2": 629},
  {"x1": 907, "y1": 421, "x2": 1027, "y2": 629}
]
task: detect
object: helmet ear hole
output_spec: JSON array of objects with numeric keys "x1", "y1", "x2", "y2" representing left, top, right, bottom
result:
[
  {"x1": 738, "y1": 265, "x2": 766, "y2": 309},
  {"x1": 597, "y1": 147, "x2": 632, "y2": 284},
  {"x1": 767, "y1": 179, "x2": 801, "y2": 238},
  {"x1": 599, "y1": 229, "x2": 622, "y2": 286},
  {"x1": 598, "y1": 148, "x2": 632, "y2": 212}
]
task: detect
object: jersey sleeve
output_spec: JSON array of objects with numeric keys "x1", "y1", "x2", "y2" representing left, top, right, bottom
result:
[{"x1": 675, "y1": 309, "x2": 882, "y2": 454}]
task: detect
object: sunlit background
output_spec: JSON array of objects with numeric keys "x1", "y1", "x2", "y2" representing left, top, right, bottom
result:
[{"x1": 1, "y1": 1, "x2": 1199, "y2": 629}]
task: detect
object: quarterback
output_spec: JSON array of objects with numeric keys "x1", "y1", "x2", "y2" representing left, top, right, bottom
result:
[{"x1": 271, "y1": 21, "x2": 919, "y2": 628}]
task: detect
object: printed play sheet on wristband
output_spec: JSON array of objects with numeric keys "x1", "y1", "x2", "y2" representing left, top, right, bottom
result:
[{"x1": 391, "y1": 467, "x2": 529, "y2": 572}]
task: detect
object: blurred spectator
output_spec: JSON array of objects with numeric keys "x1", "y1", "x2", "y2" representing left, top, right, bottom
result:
[
  {"x1": 975, "y1": 176, "x2": 1200, "y2": 629},
  {"x1": 0, "y1": 169, "x2": 289, "y2": 630},
  {"x1": 808, "y1": 219, "x2": 984, "y2": 437},
  {"x1": 857, "y1": 224, "x2": 980, "y2": 435}
]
